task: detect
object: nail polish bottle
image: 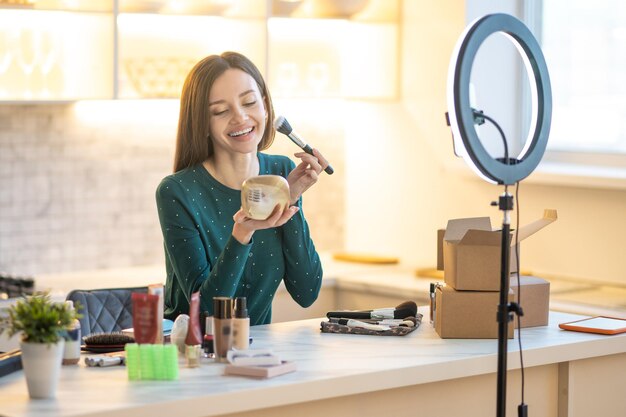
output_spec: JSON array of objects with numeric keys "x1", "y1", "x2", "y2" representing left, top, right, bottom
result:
[{"x1": 203, "y1": 315, "x2": 215, "y2": 358}]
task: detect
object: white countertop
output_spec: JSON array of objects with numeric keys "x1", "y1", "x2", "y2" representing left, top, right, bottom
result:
[{"x1": 1, "y1": 310, "x2": 625, "y2": 417}]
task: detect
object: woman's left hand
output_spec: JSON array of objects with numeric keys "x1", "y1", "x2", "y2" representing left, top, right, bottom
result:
[{"x1": 287, "y1": 149, "x2": 329, "y2": 204}]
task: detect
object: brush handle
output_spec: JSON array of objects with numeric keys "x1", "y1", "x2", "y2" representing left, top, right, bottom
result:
[
  {"x1": 327, "y1": 307, "x2": 414, "y2": 320},
  {"x1": 326, "y1": 311, "x2": 372, "y2": 320},
  {"x1": 302, "y1": 144, "x2": 334, "y2": 175},
  {"x1": 281, "y1": 121, "x2": 334, "y2": 175},
  {"x1": 332, "y1": 319, "x2": 390, "y2": 331}
]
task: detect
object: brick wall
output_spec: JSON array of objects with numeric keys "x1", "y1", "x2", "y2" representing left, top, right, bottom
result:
[{"x1": 0, "y1": 102, "x2": 343, "y2": 276}]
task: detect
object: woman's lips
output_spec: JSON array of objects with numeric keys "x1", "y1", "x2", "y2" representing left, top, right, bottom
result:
[{"x1": 228, "y1": 126, "x2": 254, "y2": 138}]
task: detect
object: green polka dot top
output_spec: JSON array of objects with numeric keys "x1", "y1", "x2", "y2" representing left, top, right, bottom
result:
[{"x1": 156, "y1": 153, "x2": 323, "y2": 325}]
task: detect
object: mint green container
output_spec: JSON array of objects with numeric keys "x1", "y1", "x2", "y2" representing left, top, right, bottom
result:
[
  {"x1": 126, "y1": 343, "x2": 178, "y2": 381},
  {"x1": 163, "y1": 344, "x2": 179, "y2": 380},
  {"x1": 125, "y1": 343, "x2": 140, "y2": 381},
  {"x1": 153, "y1": 345, "x2": 165, "y2": 380},
  {"x1": 139, "y1": 344, "x2": 155, "y2": 380}
]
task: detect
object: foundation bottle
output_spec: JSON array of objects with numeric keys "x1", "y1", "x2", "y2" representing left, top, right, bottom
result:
[
  {"x1": 213, "y1": 297, "x2": 233, "y2": 362},
  {"x1": 233, "y1": 297, "x2": 249, "y2": 350}
]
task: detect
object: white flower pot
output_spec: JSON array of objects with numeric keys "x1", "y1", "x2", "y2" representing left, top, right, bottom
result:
[{"x1": 20, "y1": 340, "x2": 65, "y2": 399}]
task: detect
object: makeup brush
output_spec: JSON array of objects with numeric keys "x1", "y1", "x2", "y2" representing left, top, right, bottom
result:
[
  {"x1": 273, "y1": 115, "x2": 334, "y2": 175},
  {"x1": 326, "y1": 301, "x2": 418, "y2": 320}
]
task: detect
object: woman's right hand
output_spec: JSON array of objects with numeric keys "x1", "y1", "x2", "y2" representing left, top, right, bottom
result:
[{"x1": 231, "y1": 204, "x2": 299, "y2": 244}]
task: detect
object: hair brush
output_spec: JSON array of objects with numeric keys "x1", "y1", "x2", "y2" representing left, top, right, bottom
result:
[{"x1": 82, "y1": 332, "x2": 135, "y2": 353}]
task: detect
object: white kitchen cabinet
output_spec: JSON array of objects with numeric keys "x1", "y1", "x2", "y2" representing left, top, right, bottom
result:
[
  {"x1": 0, "y1": 0, "x2": 399, "y2": 101},
  {"x1": 116, "y1": 12, "x2": 267, "y2": 99}
]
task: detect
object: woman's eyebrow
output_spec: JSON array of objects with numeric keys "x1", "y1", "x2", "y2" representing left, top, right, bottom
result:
[{"x1": 209, "y1": 89, "x2": 256, "y2": 106}]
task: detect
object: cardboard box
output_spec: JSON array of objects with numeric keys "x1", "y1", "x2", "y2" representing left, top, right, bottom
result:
[
  {"x1": 510, "y1": 275, "x2": 550, "y2": 328},
  {"x1": 437, "y1": 229, "x2": 445, "y2": 271},
  {"x1": 435, "y1": 285, "x2": 514, "y2": 339},
  {"x1": 443, "y1": 209, "x2": 557, "y2": 291}
]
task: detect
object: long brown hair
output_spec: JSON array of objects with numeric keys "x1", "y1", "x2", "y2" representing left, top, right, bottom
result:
[{"x1": 173, "y1": 52, "x2": 275, "y2": 172}]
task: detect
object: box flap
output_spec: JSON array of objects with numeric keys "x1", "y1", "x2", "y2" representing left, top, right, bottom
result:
[
  {"x1": 444, "y1": 217, "x2": 492, "y2": 242},
  {"x1": 459, "y1": 229, "x2": 502, "y2": 246},
  {"x1": 510, "y1": 209, "x2": 558, "y2": 246}
]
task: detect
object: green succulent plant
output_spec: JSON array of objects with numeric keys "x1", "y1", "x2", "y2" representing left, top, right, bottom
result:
[{"x1": 0, "y1": 292, "x2": 81, "y2": 345}]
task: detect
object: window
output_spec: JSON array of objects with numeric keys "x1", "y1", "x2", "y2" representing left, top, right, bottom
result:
[{"x1": 539, "y1": 0, "x2": 626, "y2": 154}]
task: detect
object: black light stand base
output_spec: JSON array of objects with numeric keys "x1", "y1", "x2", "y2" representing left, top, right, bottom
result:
[
  {"x1": 495, "y1": 192, "x2": 524, "y2": 417},
  {"x1": 518, "y1": 403, "x2": 528, "y2": 417}
]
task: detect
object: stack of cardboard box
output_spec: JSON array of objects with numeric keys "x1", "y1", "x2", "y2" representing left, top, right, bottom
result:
[{"x1": 434, "y1": 210, "x2": 557, "y2": 338}]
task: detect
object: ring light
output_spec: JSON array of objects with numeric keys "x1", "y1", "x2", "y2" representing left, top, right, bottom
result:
[{"x1": 446, "y1": 13, "x2": 552, "y2": 185}]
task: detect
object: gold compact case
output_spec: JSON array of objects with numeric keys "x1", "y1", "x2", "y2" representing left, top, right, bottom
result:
[{"x1": 241, "y1": 175, "x2": 290, "y2": 220}]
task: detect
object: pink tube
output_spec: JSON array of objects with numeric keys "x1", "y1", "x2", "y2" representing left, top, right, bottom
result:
[{"x1": 185, "y1": 292, "x2": 202, "y2": 346}]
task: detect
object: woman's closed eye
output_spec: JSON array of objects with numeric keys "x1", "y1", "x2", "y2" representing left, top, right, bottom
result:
[{"x1": 211, "y1": 101, "x2": 257, "y2": 117}]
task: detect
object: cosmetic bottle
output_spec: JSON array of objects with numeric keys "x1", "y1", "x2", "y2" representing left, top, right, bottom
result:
[
  {"x1": 148, "y1": 283, "x2": 164, "y2": 344},
  {"x1": 62, "y1": 300, "x2": 81, "y2": 365},
  {"x1": 233, "y1": 297, "x2": 250, "y2": 350},
  {"x1": 213, "y1": 297, "x2": 233, "y2": 363}
]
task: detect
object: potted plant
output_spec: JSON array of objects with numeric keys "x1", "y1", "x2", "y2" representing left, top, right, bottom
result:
[{"x1": 0, "y1": 292, "x2": 80, "y2": 399}]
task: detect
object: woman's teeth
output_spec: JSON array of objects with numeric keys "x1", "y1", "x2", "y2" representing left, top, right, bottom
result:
[{"x1": 229, "y1": 127, "x2": 253, "y2": 137}]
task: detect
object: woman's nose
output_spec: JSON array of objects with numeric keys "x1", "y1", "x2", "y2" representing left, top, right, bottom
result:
[{"x1": 231, "y1": 105, "x2": 248, "y2": 123}]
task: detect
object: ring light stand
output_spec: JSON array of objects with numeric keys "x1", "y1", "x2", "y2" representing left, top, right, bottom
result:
[{"x1": 446, "y1": 13, "x2": 552, "y2": 417}]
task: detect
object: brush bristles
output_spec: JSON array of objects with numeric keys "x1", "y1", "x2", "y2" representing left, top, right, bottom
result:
[
  {"x1": 396, "y1": 301, "x2": 418, "y2": 316},
  {"x1": 393, "y1": 308, "x2": 416, "y2": 319},
  {"x1": 83, "y1": 332, "x2": 135, "y2": 346},
  {"x1": 273, "y1": 115, "x2": 292, "y2": 135}
]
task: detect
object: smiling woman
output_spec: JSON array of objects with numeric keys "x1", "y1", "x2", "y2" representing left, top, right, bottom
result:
[{"x1": 155, "y1": 52, "x2": 331, "y2": 325}]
